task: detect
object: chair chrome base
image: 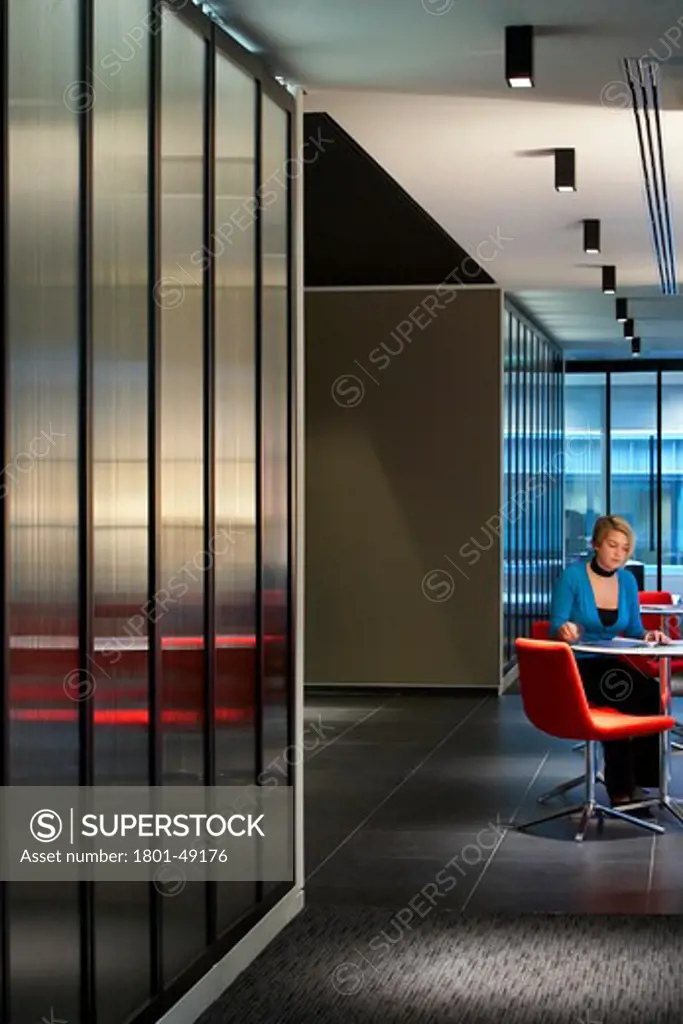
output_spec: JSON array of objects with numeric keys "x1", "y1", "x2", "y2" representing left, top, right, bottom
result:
[
  {"x1": 519, "y1": 740, "x2": 666, "y2": 840},
  {"x1": 537, "y1": 769, "x2": 605, "y2": 805},
  {"x1": 517, "y1": 798, "x2": 664, "y2": 842},
  {"x1": 612, "y1": 794, "x2": 683, "y2": 826}
]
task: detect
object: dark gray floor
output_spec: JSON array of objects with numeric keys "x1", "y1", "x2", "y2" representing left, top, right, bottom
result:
[
  {"x1": 304, "y1": 690, "x2": 683, "y2": 913},
  {"x1": 198, "y1": 690, "x2": 683, "y2": 1024},
  {"x1": 200, "y1": 907, "x2": 683, "y2": 1023}
]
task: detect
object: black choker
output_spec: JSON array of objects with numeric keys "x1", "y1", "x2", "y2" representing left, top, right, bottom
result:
[{"x1": 590, "y1": 555, "x2": 617, "y2": 578}]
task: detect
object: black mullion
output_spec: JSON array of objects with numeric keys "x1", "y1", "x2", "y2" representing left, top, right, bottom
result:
[
  {"x1": 522, "y1": 330, "x2": 528, "y2": 635},
  {"x1": 147, "y1": 0, "x2": 163, "y2": 995},
  {"x1": 561, "y1": 356, "x2": 565, "y2": 566},
  {"x1": 606, "y1": 372, "x2": 611, "y2": 512},
  {"x1": 285, "y1": 108, "x2": 295, "y2": 795},
  {"x1": 513, "y1": 319, "x2": 520, "y2": 646},
  {"x1": 552, "y1": 357, "x2": 557, "y2": 574},
  {"x1": 657, "y1": 370, "x2": 663, "y2": 590},
  {"x1": 551, "y1": 353, "x2": 555, "y2": 576},
  {"x1": 78, "y1": 0, "x2": 95, "y2": 1021},
  {"x1": 533, "y1": 333, "x2": 539, "y2": 622},
  {"x1": 520, "y1": 322, "x2": 526, "y2": 637},
  {"x1": 526, "y1": 333, "x2": 532, "y2": 632},
  {"x1": 254, "y1": 82, "x2": 265, "y2": 905},
  {"x1": 557, "y1": 356, "x2": 561, "y2": 573},
  {"x1": 504, "y1": 315, "x2": 510, "y2": 662},
  {"x1": 543, "y1": 345, "x2": 549, "y2": 613},
  {"x1": 527, "y1": 335, "x2": 532, "y2": 629},
  {"x1": 0, "y1": 0, "x2": 9, "y2": 1016},
  {"x1": 558, "y1": 361, "x2": 562, "y2": 558},
  {"x1": 551, "y1": 353, "x2": 556, "y2": 574},
  {"x1": 203, "y1": 26, "x2": 217, "y2": 945},
  {"x1": 527, "y1": 331, "x2": 533, "y2": 627},
  {"x1": 557, "y1": 355, "x2": 562, "y2": 571},
  {"x1": 544, "y1": 348, "x2": 548, "y2": 606},
  {"x1": 537, "y1": 336, "x2": 541, "y2": 619}
]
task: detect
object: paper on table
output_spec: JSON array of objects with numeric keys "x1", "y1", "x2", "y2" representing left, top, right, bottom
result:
[{"x1": 609, "y1": 636, "x2": 652, "y2": 647}]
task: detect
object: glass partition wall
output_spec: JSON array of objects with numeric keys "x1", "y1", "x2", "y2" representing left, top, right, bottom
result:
[
  {"x1": 503, "y1": 302, "x2": 564, "y2": 669},
  {"x1": 566, "y1": 365, "x2": 683, "y2": 595},
  {"x1": 0, "y1": 2, "x2": 297, "y2": 1022}
]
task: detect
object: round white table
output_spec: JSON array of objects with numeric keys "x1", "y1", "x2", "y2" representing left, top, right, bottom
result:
[
  {"x1": 640, "y1": 604, "x2": 683, "y2": 749},
  {"x1": 573, "y1": 639, "x2": 683, "y2": 827}
]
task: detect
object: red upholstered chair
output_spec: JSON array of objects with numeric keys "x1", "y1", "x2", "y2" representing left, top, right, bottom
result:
[
  {"x1": 639, "y1": 590, "x2": 683, "y2": 746},
  {"x1": 531, "y1": 619, "x2": 589, "y2": 767},
  {"x1": 639, "y1": 590, "x2": 683, "y2": 666},
  {"x1": 515, "y1": 638, "x2": 672, "y2": 840}
]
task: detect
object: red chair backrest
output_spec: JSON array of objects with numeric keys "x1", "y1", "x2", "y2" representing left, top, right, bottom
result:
[
  {"x1": 530, "y1": 620, "x2": 551, "y2": 640},
  {"x1": 639, "y1": 590, "x2": 681, "y2": 639},
  {"x1": 515, "y1": 638, "x2": 594, "y2": 740}
]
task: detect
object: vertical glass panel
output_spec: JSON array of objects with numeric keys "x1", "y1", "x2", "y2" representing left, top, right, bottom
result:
[
  {"x1": 214, "y1": 50, "x2": 258, "y2": 932},
  {"x1": 503, "y1": 313, "x2": 510, "y2": 664},
  {"x1": 7, "y1": 0, "x2": 80, "y2": 1020},
  {"x1": 661, "y1": 372, "x2": 683, "y2": 596},
  {"x1": 521, "y1": 325, "x2": 529, "y2": 637},
  {"x1": 531, "y1": 332, "x2": 539, "y2": 622},
  {"x1": 610, "y1": 372, "x2": 658, "y2": 589},
  {"x1": 545, "y1": 351, "x2": 549, "y2": 598},
  {"x1": 159, "y1": 8, "x2": 206, "y2": 980},
  {"x1": 564, "y1": 373, "x2": 607, "y2": 564},
  {"x1": 511, "y1": 317, "x2": 519, "y2": 646},
  {"x1": 92, "y1": 0, "x2": 151, "y2": 1019},
  {"x1": 260, "y1": 96, "x2": 291, "y2": 892},
  {"x1": 557, "y1": 356, "x2": 564, "y2": 572}
]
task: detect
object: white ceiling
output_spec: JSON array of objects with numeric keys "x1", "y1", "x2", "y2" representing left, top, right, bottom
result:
[{"x1": 212, "y1": 0, "x2": 683, "y2": 359}]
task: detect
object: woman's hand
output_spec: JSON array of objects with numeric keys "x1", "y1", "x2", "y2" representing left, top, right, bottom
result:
[
  {"x1": 557, "y1": 621, "x2": 581, "y2": 642},
  {"x1": 644, "y1": 629, "x2": 671, "y2": 645}
]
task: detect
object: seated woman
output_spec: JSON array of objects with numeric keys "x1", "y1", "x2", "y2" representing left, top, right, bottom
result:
[{"x1": 550, "y1": 514, "x2": 669, "y2": 812}]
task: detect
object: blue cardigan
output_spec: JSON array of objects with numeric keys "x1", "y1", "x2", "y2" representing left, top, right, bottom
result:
[{"x1": 549, "y1": 559, "x2": 646, "y2": 657}]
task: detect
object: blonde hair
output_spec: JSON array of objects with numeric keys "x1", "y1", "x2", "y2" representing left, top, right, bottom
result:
[{"x1": 591, "y1": 514, "x2": 635, "y2": 556}]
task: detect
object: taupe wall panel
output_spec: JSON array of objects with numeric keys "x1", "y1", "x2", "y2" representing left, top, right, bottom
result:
[{"x1": 305, "y1": 287, "x2": 502, "y2": 687}]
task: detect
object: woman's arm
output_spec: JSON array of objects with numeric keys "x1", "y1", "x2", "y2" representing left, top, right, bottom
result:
[
  {"x1": 550, "y1": 569, "x2": 576, "y2": 638},
  {"x1": 624, "y1": 573, "x2": 646, "y2": 638},
  {"x1": 623, "y1": 573, "x2": 670, "y2": 643}
]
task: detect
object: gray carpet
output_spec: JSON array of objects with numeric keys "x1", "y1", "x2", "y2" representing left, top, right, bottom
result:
[{"x1": 199, "y1": 905, "x2": 683, "y2": 1023}]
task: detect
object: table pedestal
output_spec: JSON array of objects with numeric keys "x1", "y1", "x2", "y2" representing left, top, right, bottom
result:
[{"x1": 614, "y1": 655, "x2": 683, "y2": 826}]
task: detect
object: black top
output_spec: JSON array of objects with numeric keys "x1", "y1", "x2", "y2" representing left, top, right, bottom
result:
[{"x1": 597, "y1": 607, "x2": 618, "y2": 627}]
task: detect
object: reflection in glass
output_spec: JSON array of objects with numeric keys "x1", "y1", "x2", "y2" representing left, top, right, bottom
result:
[
  {"x1": 503, "y1": 314, "x2": 511, "y2": 663},
  {"x1": 503, "y1": 306, "x2": 563, "y2": 660},
  {"x1": 662, "y1": 373, "x2": 683, "y2": 594},
  {"x1": 1, "y1": 0, "x2": 296, "y2": 1017},
  {"x1": 260, "y1": 96, "x2": 291, "y2": 893},
  {"x1": 611, "y1": 373, "x2": 658, "y2": 589},
  {"x1": 214, "y1": 51, "x2": 259, "y2": 931},
  {"x1": 564, "y1": 374, "x2": 607, "y2": 563},
  {"x1": 92, "y1": 0, "x2": 151, "y2": 1019},
  {"x1": 159, "y1": 8, "x2": 206, "y2": 981},
  {"x1": 7, "y1": 1, "x2": 80, "y2": 1020}
]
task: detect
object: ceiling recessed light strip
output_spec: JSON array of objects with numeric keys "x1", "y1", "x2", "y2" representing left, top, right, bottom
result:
[
  {"x1": 623, "y1": 318, "x2": 635, "y2": 339},
  {"x1": 623, "y1": 58, "x2": 677, "y2": 294},
  {"x1": 631, "y1": 337, "x2": 641, "y2": 357},
  {"x1": 616, "y1": 297, "x2": 628, "y2": 322}
]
